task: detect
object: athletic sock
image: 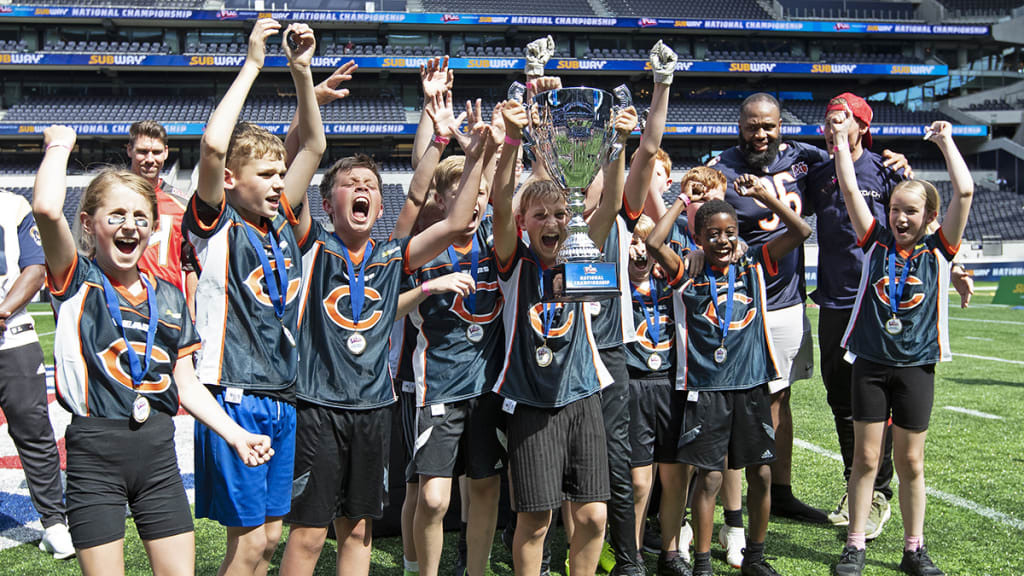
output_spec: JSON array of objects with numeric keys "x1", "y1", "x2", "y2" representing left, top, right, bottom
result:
[
  {"x1": 724, "y1": 508, "x2": 744, "y2": 528},
  {"x1": 846, "y1": 532, "x2": 866, "y2": 550},
  {"x1": 743, "y1": 540, "x2": 765, "y2": 564},
  {"x1": 693, "y1": 551, "x2": 712, "y2": 573},
  {"x1": 904, "y1": 535, "x2": 923, "y2": 552},
  {"x1": 403, "y1": 558, "x2": 419, "y2": 575}
]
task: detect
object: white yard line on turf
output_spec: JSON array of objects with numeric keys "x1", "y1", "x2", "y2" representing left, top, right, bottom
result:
[
  {"x1": 949, "y1": 316, "x2": 1024, "y2": 326},
  {"x1": 953, "y1": 353, "x2": 1024, "y2": 365},
  {"x1": 794, "y1": 439, "x2": 1024, "y2": 531},
  {"x1": 964, "y1": 336, "x2": 993, "y2": 341},
  {"x1": 943, "y1": 406, "x2": 1003, "y2": 420}
]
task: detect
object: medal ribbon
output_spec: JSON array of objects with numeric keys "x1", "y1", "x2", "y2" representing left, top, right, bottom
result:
[
  {"x1": 529, "y1": 247, "x2": 556, "y2": 341},
  {"x1": 338, "y1": 236, "x2": 372, "y2": 328},
  {"x1": 706, "y1": 264, "x2": 736, "y2": 345},
  {"x1": 887, "y1": 248, "x2": 911, "y2": 318},
  {"x1": 631, "y1": 279, "x2": 660, "y2": 348},
  {"x1": 100, "y1": 272, "x2": 158, "y2": 389},
  {"x1": 446, "y1": 235, "x2": 479, "y2": 314},
  {"x1": 242, "y1": 221, "x2": 288, "y2": 320}
]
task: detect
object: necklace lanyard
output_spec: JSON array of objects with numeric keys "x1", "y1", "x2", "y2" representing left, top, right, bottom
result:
[
  {"x1": 706, "y1": 264, "x2": 736, "y2": 345},
  {"x1": 632, "y1": 279, "x2": 660, "y2": 346},
  {"x1": 446, "y1": 235, "x2": 479, "y2": 314},
  {"x1": 99, "y1": 272, "x2": 157, "y2": 389},
  {"x1": 337, "y1": 236, "x2": 372, "y2": 327},
  {"x1": 529, "y1": 247, "x2": 555, "y2": 341},
  {"x1": 242, "y1": 220, "x2": 288, "y2": 320},
  {"x1": 887, "y1": 248, "x2": 911, "y2": 318}
]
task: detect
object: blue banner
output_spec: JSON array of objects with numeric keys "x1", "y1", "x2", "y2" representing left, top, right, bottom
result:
[
  {"x1": 0, "y1": 52, "x2": 950, "y2": 76},
  {"x1": 0, "y1": 5, "x2": 989, "y2": 36},
  {"x1": 0, "y1": 122, "x2": 987, "y2": 138}
]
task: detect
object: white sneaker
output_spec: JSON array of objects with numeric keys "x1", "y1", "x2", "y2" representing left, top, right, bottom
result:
[
  {"x1": 828, "y1": 493, "x2": 850, "y2": 526},
  {"x1": 717, "y1": 524, "x2": 744, "y2": 569},
  {"x1": 678, "y1": 520, "x2": 693, "y2": 563},
  {"x1": 39, "y1": 523, "x2": 75, "y2": 560}
]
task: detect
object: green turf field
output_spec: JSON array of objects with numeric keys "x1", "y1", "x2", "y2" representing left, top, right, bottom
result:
[{"x1": 6, "y1": 290, "x2": 1023, "y2": 575}]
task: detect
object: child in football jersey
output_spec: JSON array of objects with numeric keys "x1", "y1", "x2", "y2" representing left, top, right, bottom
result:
[
  {"x1": 625, "y1": 214, "x2": 696, "y2": 575},
  {"x1": 830, "y1": 115, "x2": 972, "y2": 576},
  {"x1": 33, "y1": 125, "x2": 272, "y2": 576},
  {"x1": 490, "y1": 98, "x2": 635, "y2": 576},
  {"x1": 277, "y1": 89, "x2": 491, "y2": 574},
  {"x1": 646, "y1": 172, "x2": 811, "y2": 576},
  {"x1": 183, "y1": 19, "x2": 325, "y2": 576}
]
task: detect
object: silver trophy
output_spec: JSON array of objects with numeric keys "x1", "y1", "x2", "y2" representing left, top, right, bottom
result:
[{"x1": 530, "y1": 86, "x2": 629, "y2": 301}]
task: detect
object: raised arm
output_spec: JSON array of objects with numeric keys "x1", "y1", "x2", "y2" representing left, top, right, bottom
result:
[
  {"x1": 396, "y1": 271, "x2": 476, "y2": 319},
  {"x1": 646, "y1": 187, "x2": 687, "y2": 282},
  {"x1": 626, "y1": 40, "x2": 676, "y2": 220},
  {"x1": 282, "y1": 23, "x2": 327, "y2": 243},
  {"x1": 197, "y1": 18, "x2": 280, "y2": 208},
  {"x1": 492, "y1": 101, "x2": 527, "y2": 265},
  {"x1": 929, "y1": 121, "x2": 973, "y2": 248},
  {"x1": 830, "y1": 108, "x2": 875, "y2": 241},
  {"x1": 32, "y1": 125, "x2": 78, "y2": 286},
  {"x1": 735, "y1": 173, "x2": 810, "y2": 262},
  {"x1": 284, "y1": 60, "x2": 357, "y2": 164},
  {"x1": 407, "y1": 101, "x2": 491, "y2": 270},
  {"x1": 587, "y1": 106, "x2": 637, "y2": 247},
  {"x1": 412, "y1": 56, "x2": 453, "y2": 168}
]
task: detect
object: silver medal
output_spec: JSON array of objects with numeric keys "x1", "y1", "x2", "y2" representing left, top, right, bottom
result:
[
  {"x1": 347, "y1": 332, "x2": 367, "y2": 355},
  {"x1": 282, "y1": 324, "x2": 297, "y2": 347},
  {"x1": 714, "y1": 346, "x2": 728, "y2": 364},
  {"x1": 647, "y1": 353, "x2": 663, "y2": 371},
  {"x1": 466, "y1": 324, "x2": 484, "y2": 343},
  {"x1": 132, "y1": 394, "x2": 150, "y2": 423},
  {"x1": 886, "y1": 316, "x2": 902, "y2": 335},
  {"x1": 587, "y1": 301, "x2": 602, "y2": 316},
  {"x1": 535, "y1": 345, "x2": 553, "y2": 367}
]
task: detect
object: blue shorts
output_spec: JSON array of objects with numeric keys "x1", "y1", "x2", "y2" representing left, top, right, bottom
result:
[{"x1": 194, "y1": 388, "x2": 296, "y2": 527}]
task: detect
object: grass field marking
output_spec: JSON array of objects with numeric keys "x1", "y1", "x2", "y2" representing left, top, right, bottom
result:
[
  {"x1": 963, "y1": 336, "x2": 993, "y2": 341},
  {"x1": 948, "y1": 317, "x2": 1024, "y2": 326},
  {"x1": 28, "y1": 311, "x2": 52, "y2": 317},
  {"x1": 942, "y1": 406, "x2": 1003, "y2": 420},
  {"x1": 794, "y1": 439, "x2": 1024, "y2": 531},
  {"x1": 952, "y1": 353, "x2": 1024, "y2": 365},
  {"x1": 37, "y1": 331, "x2": 55, "y2": 338}
]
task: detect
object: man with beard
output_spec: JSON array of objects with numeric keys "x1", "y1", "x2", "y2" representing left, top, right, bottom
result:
[{"x1": 706, "y1": 93, "x2": 911, "y2": 566}]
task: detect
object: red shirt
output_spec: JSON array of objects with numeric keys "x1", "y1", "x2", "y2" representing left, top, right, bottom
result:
[{"x1": 139, "y1": 182, "x2": 187, "y2": 291}]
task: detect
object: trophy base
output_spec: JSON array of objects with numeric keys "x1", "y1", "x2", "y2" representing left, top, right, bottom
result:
[{"x1": 542, "y1": 262, "x2": 620, "y2": 302}]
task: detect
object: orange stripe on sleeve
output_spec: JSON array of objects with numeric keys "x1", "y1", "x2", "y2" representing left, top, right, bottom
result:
[
  {"x1": 761, "y1": 244, "x2": 779, "y2": 277},
  {"x1": 178, "y1": 342, "x2": 203, "y2": 358},
  {"x1": 856, "y1": 219, "x2": 876, "y2": 248},
  {"x1": 45, "y1": 256, "x2": 78, "y2": 297}
]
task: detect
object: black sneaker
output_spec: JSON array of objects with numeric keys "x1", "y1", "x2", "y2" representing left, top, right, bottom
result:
[
  {"x1": 611, "y1": 563, "x2": 648, "y2": 576},
  {"x1": 899, "y1": 547, "x2": 945, "y2": 576},
  {"x1": 834, "y1": 545, "x2": 866, "y2": 576},
  {"x1": 771, "y1": 495, "x2": 829, "y2": 524},
  {"x1": 692, "y1": 565, "x2": 714, "y2": 576},
  {"x1": 740, "y1": 557, "x2": 782, "y2": 576},
  {"x1": 657, "y1": 553, "x2": 693, "y2": 576}
]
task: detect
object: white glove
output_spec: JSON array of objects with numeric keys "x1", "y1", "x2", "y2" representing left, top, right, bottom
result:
[
  {"x1": 525, "y1": 35, "x2": 555, "y2": 77},
  {"x1": 649, "y1": 40, "x2": 678, "y2": 85}
]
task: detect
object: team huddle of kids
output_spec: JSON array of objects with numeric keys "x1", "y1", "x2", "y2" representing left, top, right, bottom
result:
[{"x1": 28, "y1": 20, "x2": 973, "y2": 576}]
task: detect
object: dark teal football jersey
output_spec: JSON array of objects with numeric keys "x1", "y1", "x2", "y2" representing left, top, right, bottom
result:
[
  {"x1": 48, "y1": 256, "x2": 200, "y2": 418},
  {"x1": 296, "y1": 225, "x2": 411, "y2": 409},
  {"x1": 591, "y1": 215, "x2": 637, "y2": 349},
  {"x1": 624, "y1": 276, "x2": 676, "y2": 376},
  {"x1": 841, "y1": 221, "x2": 956, "y2": 367}
]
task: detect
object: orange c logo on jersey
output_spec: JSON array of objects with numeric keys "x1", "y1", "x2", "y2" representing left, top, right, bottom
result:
[
  {"x1": 700, "y1": 293, "x2": 756, "y2": 331},
  {"x1": 244, "y1": 259, "x2": 301, "y2": 307},
  {"x1": 872, "y1": 276, "x2": 925, "y2": 310},
  {"x1": 450, "y1": 280, "x2": 503, "y2": 324},
  {"x1": 322, "y1": 285, "x2": 385, "y2": 330},
  {"x1": 529, "y1": 303, "x2": 574, "y2": 339},
  {"x1": 96, "y1": 341, "x2": 172, "y2": 393},
  {"x1": 635, "y1": 315, "x2": 673, "y2": 352}
]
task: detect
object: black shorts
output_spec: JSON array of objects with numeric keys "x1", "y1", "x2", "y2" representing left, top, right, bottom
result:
[
  {"x1": 851, "y1": 358, "x2": 935, "y2": 431},
  {"x1": 628, "y1": 372, "x2": 685, "y2": 467},
  {"x1": 676, "y1": 385, "x2": 776, "y2": 472},
  {"x1": 65, "y1": 413, "x2": 193, "y2": 549},
  {"x1": 398, "y1": 383, "x2": 418, "y2": 484},
  {"x1": 507, "y1": 393, "x2": 609, "y2": 512},
  {"x1": 410, "y1": 393, "x2": 507, "y2": 480},
  {"x1": 287, "y1": 402, "x2": 391, "y2": 525}
]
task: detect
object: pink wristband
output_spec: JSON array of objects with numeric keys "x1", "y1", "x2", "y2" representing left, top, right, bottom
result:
[
  {"x1": 46, "y1": 143, "x2": 72, "y2": 152},
  {"x1": 504, "y1": 135, "x2": 522, "y2": 146},
  {"x1": 525, "y1": 81, "x2": 536, "y2": 91},
  {"x1": 421, "y1": 284, "x2": 431, "y2": 295},
  {"x1": 833, "y1": 144, "x2": 847, "y2": 153},
  {"x1": 432, "y1": 134, "x2": 450, "y2": 146}
]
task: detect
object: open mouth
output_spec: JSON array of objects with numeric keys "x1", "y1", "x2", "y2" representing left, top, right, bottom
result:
[
  {"x1": 352, "y1": 196, "x2": 371, "y2": 222},
  {"x1": 114, "y1": 238, "x2": 138, "y2": 255},
  {"x1": 541, "y1": 233, "x2": 560, "y2": 249},
  {"x1": 632, "y1": 253, "x2": 648, "y2": 268}
]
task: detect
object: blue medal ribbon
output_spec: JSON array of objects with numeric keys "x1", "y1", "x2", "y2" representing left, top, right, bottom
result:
[
  {"x1": 706, "y1": 264, "x2": 736, "y2": 344},
  {"x1": 242, "y1": 220, "x2": 288, "y2": 320},
  {"x1": 337, "y1": 235, "x2": 372, "y2": 327},
  {"x1": 99, "y1": 272, "x2": 158, "y2": 389},
  {"x1": 631, "y1": 279, "x2": 660, "y2": 348},
  {"x1": 446, "y1": 235, "x2": 478, "y2": 314},
  {"x1": 529, "y1": 247, "x2": 555, "y2": 341},
  {"x1": 887, "y1": 248, "x2": 911, "y2": 318}
]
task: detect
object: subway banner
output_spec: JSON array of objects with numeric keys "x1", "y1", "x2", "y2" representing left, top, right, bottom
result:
[
  {"x1": 0, "y1": 52, "x2": 950, "y2": 77},
  {"x1": 0, "y1": 122, "x2": 988, "y2": 138},
  {"x1": 0, "y1": 5, "x2": 990, "y2": 36}
]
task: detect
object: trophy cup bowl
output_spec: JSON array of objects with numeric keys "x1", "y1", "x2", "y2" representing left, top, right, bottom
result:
[{"x1": 531, "y1": 87, "x2": 623, "y2": 302}]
